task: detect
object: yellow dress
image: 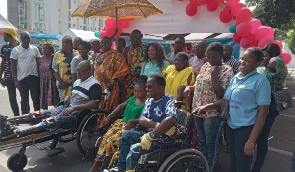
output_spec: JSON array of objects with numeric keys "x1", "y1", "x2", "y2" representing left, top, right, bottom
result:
[{"x1": 162, "y1": 65, "x2": 195, "y2": 111}]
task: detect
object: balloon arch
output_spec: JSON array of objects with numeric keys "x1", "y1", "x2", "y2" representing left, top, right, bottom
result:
[{"x1": 93, "y1": 0, "x2": 292, "y2": 65}]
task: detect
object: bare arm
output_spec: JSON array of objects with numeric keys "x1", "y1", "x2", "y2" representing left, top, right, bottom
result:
[
  {"x1": 211, "y1": 73, "x2": 225, "y2": 99},
  {"x1": 139, "y1": 116, "x2": 158, "y2": 129},
  {"x1": 11, "y1": 59, "x2": 21, "y2": 89},
  {"x1": 107, "y1": 101, "x2": 127, "y2": 119},
  {"x1": 0, "y1": 58, "x2": 5, "y2": 78},
  {"x1": 248, "y1": 105, "x2": 269, "y2": 143},
  {"x1": 73, "y1": 101, "x2": 99, "y2": 111},
  {"x1": 154, "y1": 116, "x2": 177, "y2": 137}
]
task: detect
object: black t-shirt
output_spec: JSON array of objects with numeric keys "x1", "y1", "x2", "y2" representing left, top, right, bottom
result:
[{"x1": 0, "y1": 44, "x2": 14, "y2": 80}]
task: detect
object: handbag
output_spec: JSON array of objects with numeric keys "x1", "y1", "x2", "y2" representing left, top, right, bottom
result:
[
  {"x1": 218, "y1": 73, "x2": 257, "y2": 121},
  {"x1": 271, "y1": 88, "x2": 293, "y2": 112}
]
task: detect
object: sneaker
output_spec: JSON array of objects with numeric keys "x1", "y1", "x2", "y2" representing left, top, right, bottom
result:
[{"x1": 103, "y1": 167, "x2": 124, "y2": 172}]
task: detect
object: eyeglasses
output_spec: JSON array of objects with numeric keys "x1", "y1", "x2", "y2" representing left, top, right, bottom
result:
[{"x1": 76, "y1": 69, "x2": 89, "y2": 73}]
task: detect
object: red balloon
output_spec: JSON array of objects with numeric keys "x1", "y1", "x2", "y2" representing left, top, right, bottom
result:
[
  {"x1": 231, "y1": 3, "x2": 246, "y2": 16},
  {"x1": 121, "y1": 19, "x2": 130, "y2": 28},
  {"x1": 233, "y1": 33, "x2": 242, "y2": 43},
  {"x1": 106, "y1": 27, "x2": 115, "y2": 37},
  {"x1": 105, "y1": 19, "x2": 115, "y2": 27},
  {"x1": 186, "y1": 3, "x2": 198, "y2": 16},
  {"x1": 215, "y1": 0, "x2": 225, "y2": 2},
  {"x1": 207, "y1": 1, "x2": 219, "y2": 12},
  {"x1": 219, "y1": 7, "x2": 233, "y2": 23},
  {"x1": 258, "y1": 37, "x2": 273, "y2": 48},
  {"x1": 236, "y1": 7, "x2": 252, "y2": 24},
  {"x1": 273, "y1": 40, "x2": 283, "y2": 51},
  {"x1": 227, "y1": 0, "x2": 240, "y2": 7},
  {"x1": 240, "y1": 35, "x2": 258, "y2": 49},
  {"x1": 198, "y1": 0, "x2": 209, "y2": 5},
  {"x1": 100, "y1": 31, "x2": 107, "y2": 39},
  {"x1": 190, "y1": 0, "x2": 200, "y2": 6},
  {"x1": 280, "y1": 51, "x2": 292, "y2": 65},
  {"x1": 236, "y1": 22, "x2": 251, "y2": 37},
  {"x1": 255, "y1": 26, "x2": 275, "y2": 41},
  {"x1": 248, "y1": 19, "x2": 262, "y2": 35}
]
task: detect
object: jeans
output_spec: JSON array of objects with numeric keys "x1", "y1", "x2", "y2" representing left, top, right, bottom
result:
[
  {"x1": 292, "y1": 152, "x2": 295, "y2": 172},
  {"x1": 252, "y1": 108, "x2": 278, "y2": 172},
  {"x1": 226, "y1": 124, "x2": 254, "y2": 172},
  {"x1": 195, "y1": 116, "x2": 222, "y2": 172},
  {"x1": 19, "y1": 75, "x2": 40, "y2": 114},
  {"x1": 5, "y1": 79, "x2": 20, "y2": 116},
  {"x1": 117, "y1": 130, "x2": 158, "y2": 170}
]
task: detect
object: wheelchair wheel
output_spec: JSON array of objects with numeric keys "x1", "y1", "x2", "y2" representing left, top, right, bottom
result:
[
  {"x1": 7, "y1": 153, "x2": 28, "y2": 172},
  {"x1": 158, "y1": 149, "x2": 209, "y2": 172},
  {"x1": 76, "y1": 111, "x2": 107, "y2": 156}
]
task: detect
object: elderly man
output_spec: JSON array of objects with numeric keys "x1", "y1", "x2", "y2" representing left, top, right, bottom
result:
[
  {"x1": 1, "y1": 61, "x2": 101, "y2": 142},
  {"x1": 11, "y1": 31, "x2": 41, "y2": 114},
  {"x1": 189, "y1": 40, "x2": 208, "y2": 75},
  {"x1": 106, "y1": 74, "x2": 177, "y2": 172},
  {"x1": 0, "y1": 28, "x2": 20, "y2": 116},
  {"x1": 167, "y1": 37, "x2": 188, "y2": 63}
]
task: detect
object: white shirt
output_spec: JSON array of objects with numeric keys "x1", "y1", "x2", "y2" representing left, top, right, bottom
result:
[
  {"x1": 189, "y1": 56, "x2": 205, "y2": 74},
  {"x1": 10, "y1": 44, "x2": 41, "y2": 81}
]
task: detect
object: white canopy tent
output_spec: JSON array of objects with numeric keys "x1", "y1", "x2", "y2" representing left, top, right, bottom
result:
[
  {"x1": 124, "y1": 0, "x2": 235, "y2": 40},
  {"x1": 59, "y1": 28, "x2": 97, "y2": 42},
  {"x1": 0, "y1": 13, "x2": 16, "y2": 31}
]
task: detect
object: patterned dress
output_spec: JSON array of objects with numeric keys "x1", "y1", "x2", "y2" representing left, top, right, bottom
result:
[
  {"x1": 94, "y1": 49, "x2": 129, "y2": 112},
  {"x1": 39, "y1": 56, "x2": 57, "y2": 109},
  {"x1": 192, "y1": 62, "x2": 234, "y2": 118},
  {"x1": 95, "y1": 96, "x2": 145, "y2": 160},
  {"x1": 125, "y1": 44, "x2": 146, "y2": 98}
]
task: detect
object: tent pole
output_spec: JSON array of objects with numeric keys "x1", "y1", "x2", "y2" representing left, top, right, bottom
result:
[{"x1": 115, "y1": 6, "x2": 118, "y2": 49}]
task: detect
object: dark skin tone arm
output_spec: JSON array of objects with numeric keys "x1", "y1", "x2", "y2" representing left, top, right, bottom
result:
[
  {"x1": 60, "y1": 101, "x2": 99, "y2": 115},
  {"x1": 53, "y1": 72, "x2": 65, "y2": 89},
  {"x1": 11, "y1": 59, "x2": 20, "y2": 89},
  {"x1": 102, "y1": 101, "x2": 127, "y2": 125},
  {"x1": 0, "y1": 58, "x2": 6, "y2": 87},
  {"x1": 139, "y1": 116, "x2": 177, "y2": 137},
  {"x1": 211, "y1": 66, "x2": 225, "y2": 99},
  {"x1": 71, "y1": 73, "x2": 77, "y2": 85}
]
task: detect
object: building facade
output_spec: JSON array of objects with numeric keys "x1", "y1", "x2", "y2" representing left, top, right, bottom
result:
[{"x1": 7, "y1": 0, "x2": 104, "y2": 34}]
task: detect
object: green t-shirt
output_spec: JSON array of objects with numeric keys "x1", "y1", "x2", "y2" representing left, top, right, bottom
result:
[
  {"x1": 122, "y1": 95, "x2": 145, "y2": 123},
  {"x1": 140, "y1": 60, "x2": 170, "y2": 77}
]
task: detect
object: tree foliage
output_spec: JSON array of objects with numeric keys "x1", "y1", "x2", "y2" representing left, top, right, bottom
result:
[{"x1": 246, "y1": 0, "x2": 295, "y2": 52}]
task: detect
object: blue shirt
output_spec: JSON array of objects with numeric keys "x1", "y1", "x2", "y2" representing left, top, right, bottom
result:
[
  {"x1": 141, "y1": 94, "x2": 177, "y2": 122},
  {"x1": 140, "y1": 60, "x2": 170, "y2": 77},
  {"x1": 224, "y1": 70, "x2": 271, "y2": 129}
]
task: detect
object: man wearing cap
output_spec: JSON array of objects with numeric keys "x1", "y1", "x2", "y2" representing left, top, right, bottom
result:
[
  {"x1": 0, "y1": 28, "x2": 20, "y2": 116},
  {"x1": 11, "y1": 31, "x2": 41, "y2": 114}
]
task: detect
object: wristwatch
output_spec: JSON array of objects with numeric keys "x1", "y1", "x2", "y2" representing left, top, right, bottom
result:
[{"x1": 149, "y1": 131, "x2": 156, "y2": 139}]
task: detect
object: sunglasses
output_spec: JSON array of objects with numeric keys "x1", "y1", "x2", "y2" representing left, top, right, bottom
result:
[{"x1": 76, "y1": 69, "x2": 89, "y2": 73}]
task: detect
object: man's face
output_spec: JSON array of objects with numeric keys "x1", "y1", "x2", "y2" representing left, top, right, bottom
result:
[
  {"x1": 130, "y1": 32, "x2": 142, "y2": 46},
  {"x1": 175, "y1": 38, "x2": 185, "y2": 52},
  {"x1": 101, "y1": 38, "x2": 112, "y2": 52},
  {"x1": 223, "y1": 45, "x2": 233, "y2": 58},
  {"x1": 73, "y1": 39, "x2": 81, "y2": 50},
  {"x1": 3, "y1": 33, "x2": 10, "y2": 42},
  {"x1": 76, "y1": 63, "x2": 91, "y2": 80},
  {"x1": 117, "y1": 41, "x2": 125, "y2": 53},
  {"x1": 20, "y1": 34, "x2": 31, "y2": 47},
  {"x1": 194, "y1": 42, "x2": 207, "y2": 57},
  {"x1": 62, "y1": 39, "x2": 73, "y2": 53},
  {"x1": 146, "y1": 78, "x2": 162, "y2": 98}
]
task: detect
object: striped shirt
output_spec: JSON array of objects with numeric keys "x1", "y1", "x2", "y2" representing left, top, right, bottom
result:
[
  {"x1": 226, "y1": 57, "x2": 240, "y2": 75},
  {"x1": 70, "y1": 76, "x2": 102, "y2": 106},
  {"x1": 1, "y1": 44, "x2": 14, "y2": 80}
]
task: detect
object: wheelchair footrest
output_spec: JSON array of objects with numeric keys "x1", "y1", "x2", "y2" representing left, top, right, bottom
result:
[{"x1": 83, "y1": 146, "x2": 98, "y2": 162}]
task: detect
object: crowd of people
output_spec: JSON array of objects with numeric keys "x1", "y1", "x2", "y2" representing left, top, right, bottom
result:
[{"x1": 0, "y1": 27, "x2": 292, "y2": 172}]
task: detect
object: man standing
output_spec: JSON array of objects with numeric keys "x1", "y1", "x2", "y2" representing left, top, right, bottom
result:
[
  {"x1": 123, "y1": 29, "x2": 146, "y2": 98},
  {"x1": 73, "y1": 37, "x2": 82, "y2": 51},
  {"x1": 52, "y1": 36, "x2": 79, "y2": 101},
  {"x1": 0, "y1": 28, "x2": 20, "y2": 116},
  {"x1": 167, "y1": 37, "x2": 187, "y2": 63},
  {"x1": 11, "y1": 31, "x2": 41, "y2": 114},
  {"x1": 222, "y1": 45, "x2": 239, "y2": 75},
  {"x1": 189, "y1": 40, "x2": 208, "y2": 75}
]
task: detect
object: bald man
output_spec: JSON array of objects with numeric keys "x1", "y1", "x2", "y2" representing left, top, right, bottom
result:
[
  {"x1": 189, "y1": 40, "x2": 208, "y2": 75},
  {"x1": 222, "y1": 45, "x2": 239, "y2": 75},
  {"x1": 11, "y1": 31, "x2": 41, "y2": 114}
]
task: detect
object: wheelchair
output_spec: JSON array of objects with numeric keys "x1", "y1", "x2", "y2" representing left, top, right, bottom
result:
[
  {"x1": 0, "y1": 102, "x2": 109, "y2": 172},
  {"x1": 100, "y1": 109, "x2": 209, "y2": 172}
]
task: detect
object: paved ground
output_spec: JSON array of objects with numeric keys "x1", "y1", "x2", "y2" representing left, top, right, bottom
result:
[{"x1": 0, "y1": 77, "x2": 294, "y2": 172}]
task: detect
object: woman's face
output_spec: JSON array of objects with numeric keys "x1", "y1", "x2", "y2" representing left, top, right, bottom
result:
[
  {"x1": 91, "y1": 42, "x2": 100, "y2": 53},
  {"x1": 42, "y1": 45, "x2": 51, "y2": 55},
  {"x1": 78, "y1": 45, "x2": 89, "y2": 57},
  {"x1": 148, "y1": 45, "x2": 157, "y2": 60},
  {"x1": 133, "y1": 84, "x2": 147, "y2": 100},
  {"x1": 174, "y1": 55, "x2": 187, "y2": 71},
  {"x1": 261, "y1": 51, "x2": 271, "y2": 67},
  {"x1": 206, "y1": 51, "x2": 221, "y2": 66},
  {"x1": 239, "y1": 50, "x2": 260, "y2": 75}
]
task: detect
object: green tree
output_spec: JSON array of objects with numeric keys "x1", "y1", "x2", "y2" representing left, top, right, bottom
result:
[{"x1": 246, "y1": 0, "x2": 295, "y2": 52}]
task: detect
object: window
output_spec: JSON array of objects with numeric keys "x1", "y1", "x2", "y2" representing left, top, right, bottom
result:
[
  {"x1": 34, "y1": 3, "x2": 44, "y2": 21},
  {"x1": 80, "y1": 25, "x2": 82, "y2": 28},
  {"x1": 68, "y1": 11, "x2": 71, "y2": 21},
  {"x1": 68, "y1": 23, "x2": 71, "y2": 28},
  {"x1": 68, "y1": 0, "x2": 71, "y2": 9},
  {"x1": 90, "y1": 27, "x2": 92, "y2": 30},
  {"x1": 73, "y1": 24, "x2": 75, "y2": 27},
  {"x1": 83, "y1": 26, "x2": 86, "y2": 30},
  {"x1": 84, "y1": 18, "x2": 87, "y2": 24}
]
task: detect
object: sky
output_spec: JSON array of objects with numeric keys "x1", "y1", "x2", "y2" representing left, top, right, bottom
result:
[{"x1": 0, "y1": 0, "x2": 7, "y2": 19}]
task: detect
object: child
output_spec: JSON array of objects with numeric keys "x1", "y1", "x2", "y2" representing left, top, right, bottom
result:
[{"x1": 89, "y1": 75, "x2": 148, "y2": 172}]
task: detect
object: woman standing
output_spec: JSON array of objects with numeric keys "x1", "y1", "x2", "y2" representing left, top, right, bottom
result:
[
  {"x1": 197, "y1": 47, "x2": 271, "y2": 172},
  {"x1": 38, "y1": 43, "x2": 57, "y2": 109},
  {"x1": 140, "y1": 43, "x2": 170, "y2": 77},
  {"x1": 252, "y1": 43, "x2": 288, "y2": 172},
  {"x1": 163, "y1": 52, "x2": 195, "y2": 111},
  {"x1": 183, "y1": 42, "x2": 234, "y2": 172},
  {"x1": 93, "y1": 37, "x2": 129, "y2": 112}
]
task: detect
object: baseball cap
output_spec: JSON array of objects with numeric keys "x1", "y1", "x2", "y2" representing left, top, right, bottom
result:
[{"x1": 3, "y1": 28, "x2": 18, "y2": 41}]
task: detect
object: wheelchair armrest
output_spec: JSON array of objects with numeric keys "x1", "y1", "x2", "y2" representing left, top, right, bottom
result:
[{"x1": 152, "y1": 137, "x2": 185, "y2": 146}]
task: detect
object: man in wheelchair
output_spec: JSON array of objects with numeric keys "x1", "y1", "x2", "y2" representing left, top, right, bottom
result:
[
  {"x1": 0, "y1": 61, "x2": 102, "y2": 141},
  {"x1": 106, "y1": 74, "x2": 177, "y2": 172}
]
